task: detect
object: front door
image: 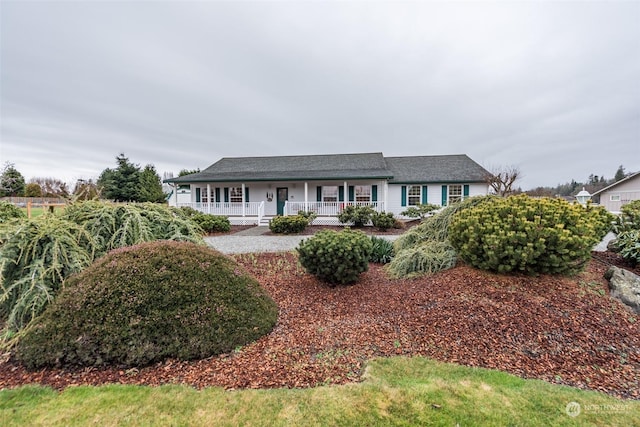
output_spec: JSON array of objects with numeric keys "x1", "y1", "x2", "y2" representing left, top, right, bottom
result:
[{"x1": 276, "y1": 187, "x2": 288, "y2": 215}]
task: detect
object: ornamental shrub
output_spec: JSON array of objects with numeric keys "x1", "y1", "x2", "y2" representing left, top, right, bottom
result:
[
  {"x1": 387, "y1": 196, "x2": 496, "y2": 278},
  {"x1": 387, "y1": 241, "x2": 457, "y2": 279},
  {"x1": 269, "y1": 215, "x2": 309, "y2": 234},
  {"x1": 449, "y1": 195, "x2": 613, "y2": 275},
  {"x1": 15, "y1": 241, "x2": 278, "y2": 369},
  {"x1": 296, "y1": 229, "x2": 373, "y2": 285},
  {"x1": 369, "y1": 236, "x2": 395, "y2": 264},
  {"x1": 297, "y1": 210, "x2": 318, "y2": 224},
  {"x1": 62, "y1": 201, "x2": 203, "y2": 256},
  {"x1": 615, "y1": 200, "x2": 640, "y2": 233},
  {"x1": 0, "y1": 216, "x2": 94, "y2": 331},
  {"x1": 338, "y1": 205, "x2": 376, "y2": 227},
  {"x1": 400, "y1": 203, "x2": 439, "y2": 219},
  {"x1": 371, "y1": 211, "x2": 396, "y2": 231},
  {"x1": 0, "y1": 201, "x2": 26, "y2": 224},
  {"x1": 193, "y1": 213, "x2": 231, "y2": 233},
  {"x1": 617, "y1": 230, "x2": 640, "y2": 266}
]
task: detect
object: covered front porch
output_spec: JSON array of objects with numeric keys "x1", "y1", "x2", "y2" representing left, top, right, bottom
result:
[
  {"x1": 176, "y1": 200, "x2": 387, "y2": 226},
  {"x1": 173, "y1": 180, "x2": 389, "y2": 226}
]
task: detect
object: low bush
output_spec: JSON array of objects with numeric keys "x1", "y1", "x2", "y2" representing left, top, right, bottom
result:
[
  {"x1": 387, "y1": 241, "x2": 457, "y2": 278},
  {"x1": 369, "y1": 236, "x2": 394, "y2": 264},
  {"x1": 400, "y1": 203, "x2": 439, "y2": 219},
  {"x1": 296, "y1": 229, "x2": 373, "y2": 285},
  {"x1": 394, "y1": 196, "x2": 496, "y2": 252},
  {"x1": 297, "y1": 210, "x2": 318, "y2": 224},
  {"x1": 615, "y1": 200, "x2": 640, "y2": 233},
  {"x1": 371, "y1": 211, "x2": 395, "y2": 231},
  {"x1": 192, "y1": 214, "x2": 231, "y2": 233},
  {"x1": 0, "y1": 202, "x2": 26, "y2": 224},
  {"x1": 337, "y1": 205, "x2": 376, "y2": 227},
  {"x1": 269, "y1": 215, "x2": 309, "y2": 234},
  {"x1": 617, "y1": 230, "x2": 640, "y2": 266},
  {"x1": 449, "y1": 195, "x2": 613, "y2": 275},
  {"x1": 15, "y1": 241, "x2": 278, "y2": 369}
]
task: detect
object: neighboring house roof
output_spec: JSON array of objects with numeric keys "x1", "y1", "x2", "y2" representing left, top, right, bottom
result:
[
  {"x1": 591, "y1": 171, "x2": 640, "y2": 197},
  {"x1": 385, "y1": 154, "x2": 489, "y2": 183},
  {"x1": 165, "y1": 152, "x2": 488, "y2": 184}
]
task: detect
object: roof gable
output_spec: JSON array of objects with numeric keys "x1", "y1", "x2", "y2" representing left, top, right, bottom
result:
[{"x1": 591, "y1": 171, "x2": 640, "y2": 196}]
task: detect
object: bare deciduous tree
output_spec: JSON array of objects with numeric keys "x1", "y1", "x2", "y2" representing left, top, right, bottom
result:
[{"x1": 485, "y1": 165, "x2": 521, "y2": 196}]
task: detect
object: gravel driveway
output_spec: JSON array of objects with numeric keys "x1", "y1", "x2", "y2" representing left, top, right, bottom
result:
[{"x1": 204, "y1": 234, "x2": 400, "y2": 254}]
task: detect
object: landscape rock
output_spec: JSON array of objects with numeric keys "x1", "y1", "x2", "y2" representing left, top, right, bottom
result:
[
  {"x1": 605, "y1": 266, "x2": 640, "y2": 313},
  {"x1": 607, "y1": 238, "x2": 621, "y2": 253}
]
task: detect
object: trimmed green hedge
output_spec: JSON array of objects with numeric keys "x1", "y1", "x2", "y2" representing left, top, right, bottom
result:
[{"x1": 15, "y1": 241, "x2": 278, "y2": 368}]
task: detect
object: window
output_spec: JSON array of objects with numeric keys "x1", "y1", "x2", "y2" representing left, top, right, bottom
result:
[
  {"x1": 355, "y1": 185, "x2": 371, "y2": 202},
  {"x1": 199, "y1": 187, "x2": 210, "y2": 203},
  {"x1": 407, "y1": 185, "x2": 421, "y2": 206},
  {"x1": 322, "y1": 186, "x2": 338, "y2": 202},
  {"x1": 610, "y1": 195, "x2": 621, "y2": 202},
  {"x1": 230, "y1": 187, "x2": 243, "y2": 203},
  {"x1": 448, "y1": 185, "x2": 462, "y2": 204}
]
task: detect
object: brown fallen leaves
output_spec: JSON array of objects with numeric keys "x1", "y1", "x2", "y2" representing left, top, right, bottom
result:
[{"x1": 1, "y1": 252, "x2": 638, "y2": 400}]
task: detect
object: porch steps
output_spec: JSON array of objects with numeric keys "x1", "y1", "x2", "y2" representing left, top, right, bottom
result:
[{"x1": 259, "y1": 216, "x2": 273, "y2": 226}]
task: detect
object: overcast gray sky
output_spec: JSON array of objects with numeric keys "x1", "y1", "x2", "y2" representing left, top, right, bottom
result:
[{"x1": 1, "y1": 1, "x2": 638, "y2": 190}]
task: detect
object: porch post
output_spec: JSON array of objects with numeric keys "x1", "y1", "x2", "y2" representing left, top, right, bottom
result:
[
  {"x1": 304, "y1": 182, "x2": 308, "y2": 212},
  {"x1": 206, "y1": 184, "x2": 211, "y2": 213},
  {"x1": 384, "y1": 180, "x2": 388, "y2": 212},
  {"x1": 344, "y1": 182, "x2": 348, "y2": 206},
  {"x1": 241, "y1": 183, "x2": 246, "y2": 217},
  {"x1": 173, "y1": 183, "x2": 178, "y2": 207}
]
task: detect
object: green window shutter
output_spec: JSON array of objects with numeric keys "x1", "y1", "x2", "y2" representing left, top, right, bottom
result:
[
  {"x1": 422, "y1": 186, "x2": 428, "y2": 204},
  {"x1": 348, "y1": 186, "x2": 355, "y2": 202},
  {"x1": 245, "y1": 187, "x2": 249, "y2": 202},
  {"x1": 441, "y1": 185, "x2": 448, "y2": 206},
  {"x1": 215, "y1": 188, "x2": 221, "y2": 203},
  {"x1": 401, "y1": 186, "x2": 407, "y2": 207},
  {"x1": 317, "y1": 186, "x2": 322, "y2": 202},
  {"x1": 463, "y1": 184, "x2": 469, "y2": 198},
  {"x1": 372, "y1": 185, "x2": 378, "y2": 202},
  {"x1": 224, "y1": 188, "x2": 229, "y2": 203},
  {"x1": 339, "y1": 186, "x2": 345, "y2": 202},
  {"x1": 195, "y1": 187, "x2": 201, "y2": 203}
]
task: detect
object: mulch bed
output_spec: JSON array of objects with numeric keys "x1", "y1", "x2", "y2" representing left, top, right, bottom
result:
[{"x1": 1, "y1": 252, "x2": 638, "y2": 400}]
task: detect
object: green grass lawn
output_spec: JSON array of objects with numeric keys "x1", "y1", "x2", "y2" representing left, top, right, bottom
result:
[
  {"x1": 1, "y1": 357, "x2": 637, "y2": 426},
  {"x1": 19, "y1": 206, "x2": 65, "y2": 219}
]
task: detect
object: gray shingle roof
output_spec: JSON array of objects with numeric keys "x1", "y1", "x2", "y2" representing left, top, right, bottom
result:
[
  {"x1": 385, "y1": 154, "x2": 489, "y2": 183},
  {"x1": 167, "y1": 153, "x2": 393, "y2": 183},
  {"x1": 165, "y1": 152, "x2": 489, "y2": 184}
]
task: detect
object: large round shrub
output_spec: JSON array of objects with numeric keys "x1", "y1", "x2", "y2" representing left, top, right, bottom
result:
[
  {"x1": 296, "y1": 229, "x2": 373, "y2": 285},
  {"x1": 449, "y1": 195, "x2": 613, "y2": 275},
  {"x1": 15, "y1": 241, "x2": 278, "y2": 369}
]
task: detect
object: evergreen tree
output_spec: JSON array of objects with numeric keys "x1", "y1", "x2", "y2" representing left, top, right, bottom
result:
[
  {"x1": 138, "y1": 164, "x2": 166, "y2": 203},
  {"x1": 0, "y1": 162, "x2": 26, "y2": 197},
  {"x1": 614, "y1": 165, "x2": 626, "y2": 182},
  {"x1": 97, "y1": 154, "x2": 141, "y2": 202}
]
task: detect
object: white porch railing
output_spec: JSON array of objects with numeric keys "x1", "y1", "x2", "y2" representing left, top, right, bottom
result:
[
  {"x1": 178, "y1": 201, "x2": 265, "y2": 218},
  {"x1": 283, "y1": 201, "x2": 386, "y2": 216}
]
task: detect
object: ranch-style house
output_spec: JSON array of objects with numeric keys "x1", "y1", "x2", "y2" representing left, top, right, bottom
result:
[{"x1": 164, "y1": 152, "x2": 491, "y2": 225}]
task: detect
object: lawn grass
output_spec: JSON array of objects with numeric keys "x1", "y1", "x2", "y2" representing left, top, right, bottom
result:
[
  {"x1": 19, "y1": 206, "x2": 65, "y2": 219},
  {"x1": 1, "y1": 357, "x2": 637, "y2": 426}
]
